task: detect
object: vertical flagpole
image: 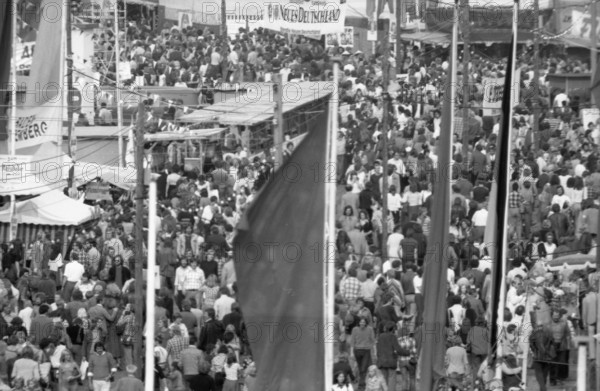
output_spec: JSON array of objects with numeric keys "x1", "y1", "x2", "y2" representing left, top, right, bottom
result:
[
  {"x1": 324, "y1": 62, "x2": 339, "y2": 390},
  {"x1": 115, "y1": 0, "x2": 123, "y2": 167},
  {"x1": 59, "y1": 0, "x2": 66, "y2": 150},
  {"x1": 494, "y1": 0, "x2": 518, "y2": 383},
  {"x1": 9, "y1": 0, "x2": 16, "y2": 157},
  {"x1": 450, "y1": 0, "x2": 458, "y2": 137},
  {"x1": 145, "y1": 180, "x2": 157, "y2": 390},
  {"x1": 8, "y1": 0, "x2": 18, "y2": 241}
]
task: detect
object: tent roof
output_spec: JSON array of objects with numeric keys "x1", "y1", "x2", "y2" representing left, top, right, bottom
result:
[
  {"x1": 0, "y1": 190, "x2": 96, "y2": 226},
  {"x1": 144, "y1": 128, "x2": 227, "y2": 142},
  {"x1": 401, "y1": 31, "x2": 450, "y2": 45},
  {"x1": 74, "y1": 163, "x2": 138, "y2": 191},
  {"x1": 178, "y1": 82, "x2": 332, "y2": 126}
]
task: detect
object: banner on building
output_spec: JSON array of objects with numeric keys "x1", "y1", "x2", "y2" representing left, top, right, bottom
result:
[
  {"x1": 481, "y1": 70, "x2": 521, "y2": 116},
  {"x1": 257, "y1": 0, "x2": 346, "y2": 35},
  {"x1": 13, "y1": 103, "x2": 63, "y2": 150},
  {"x1": 581, "y1": 108, "x2": 600, "y2": 127},
  {"x1": 16, "y1": 41, "x2": 35, "y2": 72},
  {"x1": 178, "y1": 11, "x2": 193, "y2": 29}
]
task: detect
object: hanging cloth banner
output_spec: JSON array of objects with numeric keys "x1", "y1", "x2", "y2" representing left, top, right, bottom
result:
[
  {"x1": 254, "y1": 0, "x2": 347, "y2": 35},
  {"x1": 14, "y1": 103, "x2": 63, "y2": 149}
]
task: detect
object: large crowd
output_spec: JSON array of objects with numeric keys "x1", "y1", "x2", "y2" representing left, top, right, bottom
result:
[{"x1": 1, "y1": 12, "x2": 599, "y2": 391}]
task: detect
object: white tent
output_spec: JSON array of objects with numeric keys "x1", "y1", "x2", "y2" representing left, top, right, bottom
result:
[
  {"x1": 0, "y1": 144, "x2": 73, "y2": 197},
  {"x1": 73, "y1": 162, "x2": 138, "y2": 191},
  {"x1": 0, "y1": 190, "x2": 96, "y2": 226}
]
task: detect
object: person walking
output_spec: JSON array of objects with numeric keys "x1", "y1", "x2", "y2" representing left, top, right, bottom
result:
[{"x1": 349, "y1": 317, "x2": 376, "y2": 389}]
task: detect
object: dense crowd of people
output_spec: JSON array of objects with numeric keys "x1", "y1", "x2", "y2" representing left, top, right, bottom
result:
[{"x1": 2, "y1": 11, "x2": 600, "y2": 391}]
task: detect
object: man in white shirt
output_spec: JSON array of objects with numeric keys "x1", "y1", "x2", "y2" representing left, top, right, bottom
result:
[
  {"x1": 361, "y1": 271, "x2": 377, "y2": 312},
  {"x1": 387, "y1": 185, "x2": 403, "y2": 225},
  {"x1": 506, "y1": 276, "x2": 526, "y2": 315},
  {"x1": 386, "y1": 226, "x2": 404, "y2": 266},
  {"x1": 174, "y1": 258, "x2": 190, "y2": 307},
  {"x1": 62, "y1": 258, "x2": 85, "y2": 302},
  {"x1": 389, "y1": 152, "x2": 406, "y2": 176},
  {"x1": 506, "y1": 259, "x2": 527, "y2": 286},
  {"x1": 471, "y1": 206, "x2": 488, "y2": 243},
  {"x1": 182, "y1": 260, "x2": 205, "y2": 309},
  {"x1": 214, "y1": 287, "x2": 235, "y2": 321}
]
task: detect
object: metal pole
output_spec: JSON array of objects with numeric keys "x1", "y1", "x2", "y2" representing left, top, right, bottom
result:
[
  {"x1": 145, "y1": 180, "x2": 157, "y2": 390},
  {"x1": 273, "y1": 74, "x2": 284, "y2": 168},
  {"x1": 532, "y1": 0, "x2": 540, "y2": 150},
  {"x1": 221, "y1": 0, "x2": 227, "y2": 38},
  {"x1": 381, "y1": 16, "x2": 390, "y2": 260},
  {"x1": 324, "y1": 61, "x2": 339, "y2": 391},
  {"x1": 115, "y1": 1, "x2": 124, "y2": 167},
  {"x1": 579, "y1": 344, "x2": 588, "y2": 391},
  {"x1": 66, "y1": 0, "x2": 76, "y2": 185},
  {"x1": 396, "y1": 0, "x2": 402, "y2": 72},
  {"x1": 8, "y1": 0, "x2": 18, "y2": 241},
  {"x1": 461, "y1": 0, "x2": 470, "y2": 166},
  {"x1": 592, "y1": 0, "x2": 598, "y2": 105},
  {"x1": 134, "y1": 101, "x2": 145, "y2": 379}
]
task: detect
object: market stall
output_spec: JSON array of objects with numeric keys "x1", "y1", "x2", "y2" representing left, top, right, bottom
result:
[
  {"x1": 178, "y1": 82, "x2": 332, "y2": 157},
  {"x1": 0, "y1": 190, "x2": 98, "y2": 255}
]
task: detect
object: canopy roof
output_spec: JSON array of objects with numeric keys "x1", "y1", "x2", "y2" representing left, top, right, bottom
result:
[
  {"x1": 144, "y1": 128, "x2": 227, "y2": 142},
  {"x1": 74, "y1": 162, "x2": 138, "y2": 191},
  {"x1": 0, "y1": 190, "x2": 96, "y2": 226},
  {"x1": 178, "y1": 82, "x2": 332, "y2": 126}
]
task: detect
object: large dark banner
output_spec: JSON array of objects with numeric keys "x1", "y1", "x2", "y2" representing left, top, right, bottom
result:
[{"x1": 0, "y1": 0, "x2": 13, "y2": 142}]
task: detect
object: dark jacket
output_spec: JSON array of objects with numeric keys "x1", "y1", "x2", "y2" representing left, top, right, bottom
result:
[
  {"x1": 108, "y1": 266, "x2": 132, "y2": 286},
  {"x1": 198, "y1": 319, "x2": 224, "y2": 351},
  {"x1": 376, "y1": 332, "x2": 409, "y2": 368}
]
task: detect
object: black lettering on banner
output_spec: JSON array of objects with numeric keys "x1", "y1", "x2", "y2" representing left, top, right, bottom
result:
[{"x1": 33, "y1": 124, "x2": 41, "y2": 138}]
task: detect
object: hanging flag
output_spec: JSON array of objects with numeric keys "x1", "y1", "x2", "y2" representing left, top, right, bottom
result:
[
  {"x1": 14, "y1": 0, "x2": 64, "y2": 150},
  {"x1": 0, "y1": 0, "x2": 12, "y2": 141},
  {"x1": 488, "y1": 35, "x2": 516, "y2": 362},
  {"x1": 418, "y1": 51, "x2": 453, "y2": 391},
  {"x1": 233, "y1": 103, "x2": 328, "y2": 391}
]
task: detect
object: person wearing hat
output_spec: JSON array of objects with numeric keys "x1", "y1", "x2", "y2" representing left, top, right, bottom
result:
[{"x1": 113, "y1": 364, "x2": 143, "y2": 391}]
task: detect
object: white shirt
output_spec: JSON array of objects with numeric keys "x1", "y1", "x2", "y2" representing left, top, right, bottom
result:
[
  {"x1": 174, "y1": 266, "x2": 190, "y2": 292},
  {"x1": 18, "y1": 307, "x2": 33, "y2": 333},
  {"x1": 63, "y1": 261, "x2": 85, "y2": 283},
  {"x1": 361, "y1": 279, "x2": 377, "y2": 302},
  {"x1": 182, "y1": 267, "x2": 206, "y2": 290},
  {"x1": 154, "y1": 345, "x2": 168, "y2": 364},
  {"x1": 471, "y1": 209, "x2": 488, "y2": 227},
  {"x1": 389, "y1": 158, "x2": 406, "y2": 176},
  {"x1": 551, "y1": 194, "x2": 570, "y2": 209},
  {"x1": 386, "y1": 233, "x2": 404, "y2": 261},
  {"x1": 387, "y1": 193, "x2": 403, "y2": 212},
  {"x1": 214, "y1": 295, "x2": 235, "y2": 321},
  {"x1": 413, "y1": 275, "x2": 423, "y2": 294}
]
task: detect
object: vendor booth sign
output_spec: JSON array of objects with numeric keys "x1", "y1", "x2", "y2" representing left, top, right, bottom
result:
[{"x1": 85, "y1": 182, "x2": 112, "y2": 201}]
